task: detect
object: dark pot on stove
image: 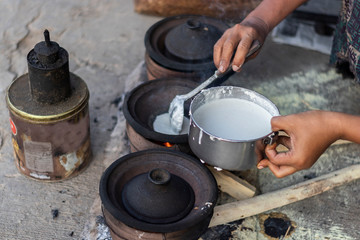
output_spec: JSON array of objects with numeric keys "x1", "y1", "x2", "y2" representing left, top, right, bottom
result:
[
  {"x1": 123, "y1": 78, "x2": 198, "y2": 153},
  {"x1": 99, "y1": 149, "x2": 218, "y2": 240},
  {"x1": 145, "y1": 15, "x2": 229, "y2": 82}
]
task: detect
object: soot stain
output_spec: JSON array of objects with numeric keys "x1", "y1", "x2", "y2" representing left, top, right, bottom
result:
[
  {"x1": 110, "y1": 96, "x2": 123, "y2": 106},
  {"x1": 201, "y1": 219, "x2": 244, "y2": 240},
  {"x1": 264, "y1": 217, "x2": 292, "y2": 238},
  {"x1": 260, "y1": 212, "x2": 296, "y2": 239},
  {"x1": 303, "y1": 172, "x2": 317, "y2": 180},
  {"x1": 52, "y1": 209, "x2": 59, "y2": 219}
]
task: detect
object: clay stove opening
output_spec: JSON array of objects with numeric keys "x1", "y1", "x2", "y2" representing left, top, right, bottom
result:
[{"x1": 123, "y1": 78, "x2": 198, "y2": 154}]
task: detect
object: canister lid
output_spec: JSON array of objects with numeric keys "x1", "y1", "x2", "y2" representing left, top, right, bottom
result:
[{"x1": 6, "y1": 73, "x2": 89, "y2": 122}]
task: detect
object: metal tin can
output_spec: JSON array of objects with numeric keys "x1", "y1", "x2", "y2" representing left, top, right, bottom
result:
[{"x1": 5, "y1": 30, "x2": 91, "y2": 181}]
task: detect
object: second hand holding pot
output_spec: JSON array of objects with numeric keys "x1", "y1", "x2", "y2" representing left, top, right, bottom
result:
[{"x1": 168, "y1": 40, "x2": 262, "y2": 134}]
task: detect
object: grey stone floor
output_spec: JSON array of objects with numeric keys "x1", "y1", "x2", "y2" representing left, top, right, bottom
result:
[{"x1": 0, "y1": 1, "x2": 359, "y2": 239}]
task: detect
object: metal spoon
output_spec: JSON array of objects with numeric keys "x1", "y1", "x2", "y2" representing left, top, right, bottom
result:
[{"x1": 168, "y1": 40, "x2": 262, "y2": 134}]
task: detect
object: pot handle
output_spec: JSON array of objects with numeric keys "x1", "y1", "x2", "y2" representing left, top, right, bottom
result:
[{"x1": 263, "y1": 131, "x2": 278, "y2": 145}]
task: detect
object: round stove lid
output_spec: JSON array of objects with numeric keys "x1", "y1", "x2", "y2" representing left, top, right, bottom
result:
[
  {"x1": 99, "y1": 149, "x2": 218, "y2": 233},
  {"x1": 145, "y1": 15, "x2": 229, "y2": 72},
  {"x1": 164, "y1": 19, "x2": 222, "y2": 61},
  {"x1": 121, "y1": 168, "x2": 195, "y2": 224}
]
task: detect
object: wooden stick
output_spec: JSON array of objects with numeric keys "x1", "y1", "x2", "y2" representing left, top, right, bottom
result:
[
  {"x1": 209, "y1": 164, "x2": 360, "y2": 227},
  {"x1": 208, "y1": 167, "x2": 256, "y2": 200}
]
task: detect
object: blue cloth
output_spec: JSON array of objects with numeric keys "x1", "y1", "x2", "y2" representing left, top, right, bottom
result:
[{"x1": 330, "y1": 0, "x2": 360, "y2": 82}]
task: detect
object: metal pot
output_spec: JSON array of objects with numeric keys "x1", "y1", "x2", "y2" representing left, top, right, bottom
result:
[{"x1": 188, "y1": 86, "x2": 279, "y2": 171}]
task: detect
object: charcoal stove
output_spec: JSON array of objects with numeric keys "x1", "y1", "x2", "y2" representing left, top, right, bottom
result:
[
  {"x1": 99, "y1": 149, "x2": 217, "y2": 240},
  {"x1": 123, "y1": 78, "x2": 198, "y2": 154},
  {"x1": 144, "y1": 15, "x2": 229, "y2": 82}
]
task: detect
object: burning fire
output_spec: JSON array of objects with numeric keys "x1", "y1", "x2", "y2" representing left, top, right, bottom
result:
[{"x1": 163, "y1": 142, "x2": 174, "y2": 148}]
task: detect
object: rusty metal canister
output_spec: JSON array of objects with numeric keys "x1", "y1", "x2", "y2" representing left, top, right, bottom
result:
[{"x1": 6, "y1": 30, "x2": 91, "y2": 181}]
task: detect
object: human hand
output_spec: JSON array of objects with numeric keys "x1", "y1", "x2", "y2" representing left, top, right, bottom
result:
[
  {"x1": 257, "y1": 111, "x2": 341, "y2": 178},
  {"x1": 213, "y1": 16, "x2": 269, "y2": 73}
]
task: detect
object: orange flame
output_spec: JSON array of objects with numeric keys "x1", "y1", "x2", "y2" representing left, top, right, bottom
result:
[{"x1": 163, "y1": 142, "x2": 174, "y2": 148}]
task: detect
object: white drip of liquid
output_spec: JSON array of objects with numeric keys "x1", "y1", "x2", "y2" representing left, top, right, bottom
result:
[
  {"x1": 153, "y1": 113, "x2": 190, "y2": 135},
  {"x1": 193, "y1": 98, "x2": 273, "y2": 140}
]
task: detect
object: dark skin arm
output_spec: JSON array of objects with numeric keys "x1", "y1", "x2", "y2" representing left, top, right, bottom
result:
[
  {"x1": 213, "y1": 0, "x2": 360, "y2": 178},
  {"x1": 213, "y1": 0, "x2": 308, "y2": 72}
]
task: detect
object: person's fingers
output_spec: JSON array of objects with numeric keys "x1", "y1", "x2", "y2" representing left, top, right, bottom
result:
[
  {"x1": 213, "y1": 35, "x2": 227, "y2": 69},
  {"x1": 257, "y1": 159, "x2": 297, "y2": 178},
  {"x1": 232, "y1": 35, "x2": 254, "y2": 72},
  {"x1": 271, "y1": 115, "x2": 292, "y2": 132},
  {"x1": 276, "y1": 136, "x2": 292, "y2": 150},
  {"x1": 255, "y1": 139, "x2": 266, "y2": 162},
  {"x1": 214, "y1": 26, "x2": 243, "y2": 73},
  {"x1": 265, "y1": 143, "x2": 296, "y2": 166},
  {"x1": 218, "y1": 36, "x2": 238, "y2": 73},
  {"x1": 267, "y1": 161, "x2": 298, "y2": 178},
  {"x1": 257, "y1": 159, "x2": 269, "y2": 169}
]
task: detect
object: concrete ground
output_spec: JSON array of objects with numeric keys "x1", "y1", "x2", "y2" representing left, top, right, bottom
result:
[{"x1": 0, "y1": 1, "x2": 359, "y2": 239}]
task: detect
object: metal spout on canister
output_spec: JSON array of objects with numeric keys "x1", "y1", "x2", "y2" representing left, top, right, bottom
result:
[{"x1": 27, "y1": 29, "x2": 71, "y2": 104}]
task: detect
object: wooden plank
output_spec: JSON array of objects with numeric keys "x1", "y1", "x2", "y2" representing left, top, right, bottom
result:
[
  {"x1": 209, "y1": 164, "x2": 360, "y2": 227},
  {"x1": 133, "y1": 0, "x2": 261, "y2": 21},
  {"x1": 208, "y1": 167, "x2": 256, "y2": 200}
]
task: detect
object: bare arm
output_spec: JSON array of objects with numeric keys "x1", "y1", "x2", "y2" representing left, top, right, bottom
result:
[
  {"x1": 257, "y1": 111, "x2": 360, "y2": 178},
  {"x1": 214, "y1": 0, "x2": 308, "y2": 72},
  {"x1": 338, "y1": 113, "x2": 360, "y2": 143}
]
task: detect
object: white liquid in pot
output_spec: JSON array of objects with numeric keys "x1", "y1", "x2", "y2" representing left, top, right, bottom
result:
[
  {"x1": 192, "y1": 98, "x2": 273, "y2": 140},
  {"x1": 153, "y1": 113, "x2": 190, "y2": 135}
]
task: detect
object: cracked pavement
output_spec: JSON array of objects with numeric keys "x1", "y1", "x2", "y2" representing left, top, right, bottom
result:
[{"x1": 0, "y1": 1, "x2": 159, "y2": 239}]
